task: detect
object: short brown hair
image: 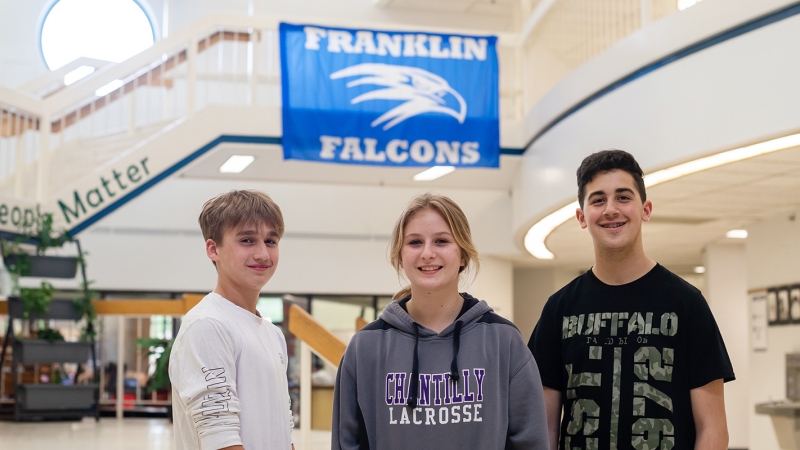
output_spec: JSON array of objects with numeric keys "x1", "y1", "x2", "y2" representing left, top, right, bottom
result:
[
  {"x1": 199, "y1": 190, "x2": 284, "y2": 244},
  {"x1": 577, "y1": 150, "x2": 646, "y2": 209},
  {"x1": 388, "y1": 193, "x2": 479, "y2": 300}
]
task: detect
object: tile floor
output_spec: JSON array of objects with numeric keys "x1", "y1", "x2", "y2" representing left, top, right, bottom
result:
[{"x1": 0, "y1": 418, "x2": 331, "y2": 450}]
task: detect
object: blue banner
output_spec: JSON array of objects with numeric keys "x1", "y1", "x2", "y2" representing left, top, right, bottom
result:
[{"x1": 279, "y1": 23, "x2": 499, "y2": 168}]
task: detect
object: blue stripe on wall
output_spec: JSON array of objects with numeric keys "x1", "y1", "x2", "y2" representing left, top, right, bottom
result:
[{"x1": 67, "y1": 135, "x2": 522, "y2": 236}]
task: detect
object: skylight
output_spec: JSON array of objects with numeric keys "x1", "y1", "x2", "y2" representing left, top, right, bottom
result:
[{"x1": 41, "y1": 0, "x2": 155, "y2": 70}]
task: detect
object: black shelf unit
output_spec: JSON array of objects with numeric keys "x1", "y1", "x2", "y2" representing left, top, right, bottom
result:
[{"x1": 0, "y1": 240, "x2": 100, "y2": 421}]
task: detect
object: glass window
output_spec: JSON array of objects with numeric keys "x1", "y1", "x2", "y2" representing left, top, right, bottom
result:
[{"x1": 40, "y1": 0, "x2": 155, "y2": 70}]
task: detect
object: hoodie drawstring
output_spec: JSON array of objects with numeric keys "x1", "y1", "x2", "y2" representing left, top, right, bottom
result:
[
  {"x1": 406, "y1": 322, "x2": 420, "y2": 409},
  {"x1": 450, "y1": 321, "x2": 463, "y2": 381},
  {"x1": 406, "y1": 319, "x2": 465, "y2": 409}
]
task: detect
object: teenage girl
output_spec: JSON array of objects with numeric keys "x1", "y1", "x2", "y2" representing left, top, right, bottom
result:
[{"x1": 332, "y1": 193, "x2": 549, "y2": 449}]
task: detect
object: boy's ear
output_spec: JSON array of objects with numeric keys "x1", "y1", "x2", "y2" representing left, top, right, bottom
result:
[
  {"x1": 206, "y1": 238, "x2": 221, "y2": 262},
  {"x1": 576, "y1": 206, "x2": 588, "y2": 229}
]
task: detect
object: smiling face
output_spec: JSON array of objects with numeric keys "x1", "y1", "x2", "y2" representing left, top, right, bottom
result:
[
  {"x1": 206, "y1": 222, "x2": 280, "y2": 294},
  {"x1": 400, "y1": 208, "x2": 465, "y2": 296},
  {"x1": 576, "y1": 169, "x2": 652, "y2": 255}
]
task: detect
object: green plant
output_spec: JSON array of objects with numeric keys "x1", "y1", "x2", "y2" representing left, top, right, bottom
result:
[
  {"x1": 3, "y1": 211, "x2": 80, "y2": 336},
  {"x1": 20, "y1": 282, "x2": 55, "y2": 318},
  {"x1": 72, "y1": 251, "x2": 99, "y2": 341},
  {"x1": 35, "y1": 328, "x2": 65, "y2": 343},
  {"x1": 136, "y1": 337, "x2": 174, "y2": 393},
  {"x1": 28, "y1": 211, "x2": 71, "y2": 256}
]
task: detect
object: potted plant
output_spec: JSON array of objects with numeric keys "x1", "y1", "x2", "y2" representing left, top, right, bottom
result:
[{"x1": 0, "y1": 212, "x2": 99, "y2": 419}]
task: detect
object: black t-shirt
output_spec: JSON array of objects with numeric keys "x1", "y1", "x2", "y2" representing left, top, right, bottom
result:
[{"x1": 528, "y1": 264, "x2": 735, "y2": 450}]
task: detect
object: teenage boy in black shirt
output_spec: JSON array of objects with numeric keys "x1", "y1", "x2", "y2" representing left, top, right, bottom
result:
[{"x1": 528, "y1": 150, "x2": 735, "y2": 450}]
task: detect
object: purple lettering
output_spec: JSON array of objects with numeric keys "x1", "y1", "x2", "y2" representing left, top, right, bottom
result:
[
  {"x1": 474, "y1": 369, "x2": 486, "y2": 402},
  {"x1": 432, "y1": 374, "x2": 444, "y2": 406},
  {"x1": 462, "y1": 369, "x2": 474, "y2": 402},
  {"x1": 419, "y1": 374, "x2": 431, "y2": 406},
  {"x1": 444, "y1": 373, "x2": 453, "y2": 404},
  {"x1": 452, "y1": 372, "x2": 464, "y2": 403},
  {"x1": 395, "y1": 373, "x2": 406, "y2": 405},
  {"x1": 386, "y1": 373, "x2": 395, "y2": 405}
]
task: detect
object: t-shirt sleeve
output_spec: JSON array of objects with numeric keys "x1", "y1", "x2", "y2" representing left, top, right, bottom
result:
[
  {"x1": 171, "y1": 318, "x2": 243, "y2": 450},
  {"x1": 685, "y1": 293, "x2": 736, "y2": 389},
  {"x1": 528, "y1": 297, "x2": 564, "y2": 391}
]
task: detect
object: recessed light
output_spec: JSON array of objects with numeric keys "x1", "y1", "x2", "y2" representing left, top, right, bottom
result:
[
  {"x1": 64, "y1": 65, "x2": 95, "y2": 86},
  {"x1": 693, "y1": 266, "x2": 706, "y2": 274},
  {"x1": 219, "y1": 155, "x2": 255, "y2": 173},
  {"x1": 413, "y1": 166, "x2": 455, "y2": 181},
  {"x1": 95, "y1": 79, "x2": 123, "y2": 96},
  {"x1": 726, "y1": 229, "x2": 748, "y2": 239}
]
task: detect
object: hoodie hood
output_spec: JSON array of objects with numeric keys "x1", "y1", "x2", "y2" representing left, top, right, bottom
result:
[{"x1": 379, "y1": 292, "x2": 494, "y2": 337}]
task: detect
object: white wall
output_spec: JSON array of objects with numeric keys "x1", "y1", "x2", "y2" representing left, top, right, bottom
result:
[
  {"x1": 467, "y1": 256, "x2": 513, "y2": 320},
  {"x1": 512, "y1": 266, "x2": 582, "y2": 341},
  {"x1": 78, "y1": 176, "x2": 515, "y2": 297},
  {"x1": 746, "y1": 213, "x2": 800, "y2": 450},
  {"x1": 704, "y1": 243, "x2": 749, "y2": 448},
  {"x1": 514, "y1": 0, "x2": 800, "y2": 237}
]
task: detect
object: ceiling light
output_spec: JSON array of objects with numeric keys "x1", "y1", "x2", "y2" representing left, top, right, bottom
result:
[
  {"x1": 523, "y1": 202, "x2": 578, "y2": 259},
  {"x1": 523, "y1": 132, "x2": 800, "y2": 259},
  {"x1": 413, "y1": 166, "x2": 455, "y2": 181},
  {"x1": 644, "y1": 133, "x2": 800, "y2": 188},
  {"x1": 678, "y1": 0, "x2": 701, "y2": 11},
  {"x1": 95, "y1": 79, "x2": 123, "y2": 96},
  {"x1": 693, "y1": 266, "x2": 706, "y2": 274},
  {"x1": 219, "y1": 155, "x2": 255, "y2": 173},
  {"x1": 726, "y1": 229, "x2": 748, "y2": 239},
  {"x1": 64, "y1": 65, "x2": 95, "y2": 86}
]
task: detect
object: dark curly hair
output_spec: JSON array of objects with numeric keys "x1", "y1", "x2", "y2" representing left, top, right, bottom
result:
[{"x1": 577, "y1": 150, "x2": 646, "y2": 208}]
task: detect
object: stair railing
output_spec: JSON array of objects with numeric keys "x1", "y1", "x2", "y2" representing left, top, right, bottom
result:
[{"x1": 288, "y1": 304, "x2": 347, "y2": 449}]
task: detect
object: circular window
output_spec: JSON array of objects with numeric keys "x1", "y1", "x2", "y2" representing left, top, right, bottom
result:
[{"x1": 41, "y1": 0, "x2": 155, "y2": 70}]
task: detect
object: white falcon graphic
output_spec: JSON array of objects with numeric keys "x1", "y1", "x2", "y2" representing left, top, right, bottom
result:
[{"x1": 330, "y1": 63, "x2": 467, "y2": 130}]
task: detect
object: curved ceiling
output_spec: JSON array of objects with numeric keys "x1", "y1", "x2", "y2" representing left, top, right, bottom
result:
[{"x1": 541, "y1": 142, "x2": 800, "y2": 270}]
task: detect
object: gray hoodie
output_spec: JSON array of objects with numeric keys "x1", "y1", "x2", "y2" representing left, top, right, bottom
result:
[{"x1": 332, "y1": 294, "x2": 549, "y2": 449}]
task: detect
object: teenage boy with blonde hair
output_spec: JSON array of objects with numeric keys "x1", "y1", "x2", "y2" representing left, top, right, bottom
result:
[
  {"x1": 170, "y1": 190, "x2": 294, "y2": 450},
  {"x1": 529, "y1": 150, "x2": 735, "y2": 450}
]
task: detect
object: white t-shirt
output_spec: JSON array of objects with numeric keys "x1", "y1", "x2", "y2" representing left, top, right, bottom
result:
[{"x1": 170, "y1": 293, "x2": 294, "y2": 450}]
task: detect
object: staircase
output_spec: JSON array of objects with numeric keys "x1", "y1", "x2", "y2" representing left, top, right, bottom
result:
[{"x1": 0, "y1": 15, "x2": 288, "y2": 232}]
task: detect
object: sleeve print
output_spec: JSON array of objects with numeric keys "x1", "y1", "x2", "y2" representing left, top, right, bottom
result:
[{"x1": 175, "y1": 318, "x2": 244, "y2": 450}]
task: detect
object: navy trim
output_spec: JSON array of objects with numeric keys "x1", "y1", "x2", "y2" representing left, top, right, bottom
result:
[
  {"x1": 360, "y1": 319, "x2": 393, "y2": 332},
  {"x1": 66, "y1": 133, "x2": 515, "y2": 237},
  {"x1": 477, "y1": 311, "x2": 519, "y2": 331},
  {"x1": 523, "y1": 1, "x2": 800, "y2": 151},
  {"x1": 500, "y1": 147, "x2": 524, "y2": 155},
  {"x1": 67, "y1": 135, "x2": 282, "y2": 236}
]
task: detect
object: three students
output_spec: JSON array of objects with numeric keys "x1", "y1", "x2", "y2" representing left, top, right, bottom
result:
[{"x1": 171, "y1": 150, "x2": 733, "y2": 450}]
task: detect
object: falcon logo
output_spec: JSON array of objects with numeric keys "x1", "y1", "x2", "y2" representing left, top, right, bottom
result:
[{"x1": 330, "y1": 63, "x2": 467, "y2": 130}]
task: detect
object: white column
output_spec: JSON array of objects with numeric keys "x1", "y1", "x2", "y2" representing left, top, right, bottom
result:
[
  {"x1": 704, "y1": 243, "x2": 749, "y2": 448},
  {"x1": 36, "y1": 112, "x2": 50, "y2": 202},
  {"x1": 116, "y1": 316, "x2": 126, "y2": 419},
  {"x1": 466, "y1": 256, "x2": 514, "y2": 320},
  {"x1": 186, "y1": 36, "x2": 198, "y2": 119},
  {"x1": 300, "y1": 342, "x2": 312, "y2": 450},
  {"x1": 640, "y1": 0, "x2": 652, "y2": 28}
]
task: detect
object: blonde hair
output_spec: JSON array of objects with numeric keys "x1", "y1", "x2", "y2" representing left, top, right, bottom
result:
[
  {"x1": 389, "y1": 193, "x2": 479, "y2": 300},
  {"x1": 199, "y1": 190, "x2": 285, "y2": 245}
]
